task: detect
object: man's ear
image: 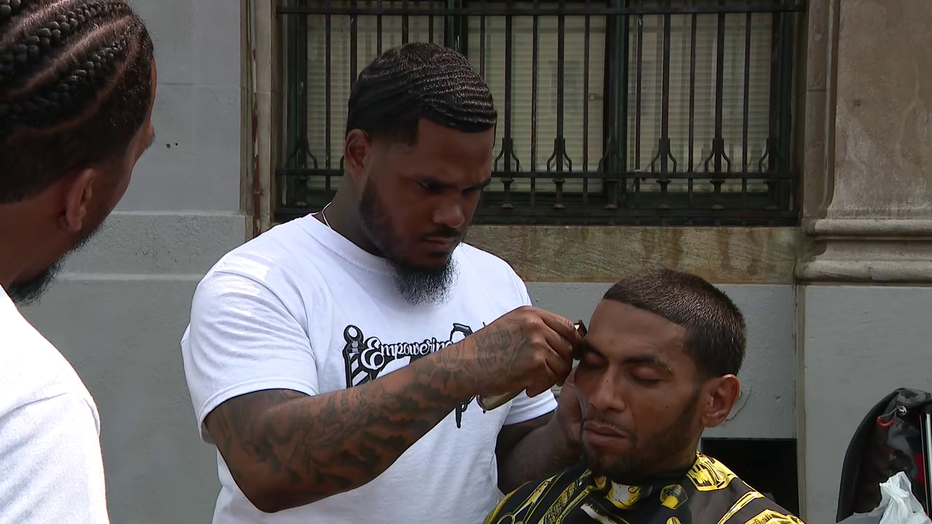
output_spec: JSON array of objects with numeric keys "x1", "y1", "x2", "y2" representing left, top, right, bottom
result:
[
  {"x1": 59, "y1": 167, "x2": 97, "y2": 233},
  {"x1": 343, "y1": 129, "x2": 372, "y2": 188},
  {"x1": 700, "y1": 375, "x2": 740, "y2": 429}
]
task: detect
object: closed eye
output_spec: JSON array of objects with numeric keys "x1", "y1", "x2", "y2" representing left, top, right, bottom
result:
[{"x1": 631, "y1": 374, "x2": 662, "y2": 386}]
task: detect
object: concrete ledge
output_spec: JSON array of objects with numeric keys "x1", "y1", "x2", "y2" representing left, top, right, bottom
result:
[
  {"x1": 798, "y1": 218, "x2": 932, "y2": 283},
  {"x1": 805, "y1": 218, "x2": 932, "y2": 238},
  {"x1": 467, "y1": 226, "x2": 803, "y2": 285},
  {"x1": 797, "y1": 261, "x2": 932, "y2": 283}
]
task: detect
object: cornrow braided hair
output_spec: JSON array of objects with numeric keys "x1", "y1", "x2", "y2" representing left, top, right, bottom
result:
[
  {"x1": 0, "y1": 0, "x2": 153, "y2": 203},
  {"x1": 346, "y1": 42, "x2": 497, "y2": 145}
]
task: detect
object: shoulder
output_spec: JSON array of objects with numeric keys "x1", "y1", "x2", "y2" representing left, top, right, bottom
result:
[
  {"x1": 194, "y1": 217, "x2": 326, "y2": 302},
  {"x1": 0, "y1": 304, "x2": 97, "y2": 425},
  {"x1": 689, "y1": 455, "x2": 804, "y2": 524},
  {"x1": 485, "y1": 464, "x2": 588, "y2": 523}
]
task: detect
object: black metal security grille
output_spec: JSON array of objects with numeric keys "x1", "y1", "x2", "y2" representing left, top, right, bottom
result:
[{"x1": 276, "y1": 0, "x2": 803, "y2": 226}]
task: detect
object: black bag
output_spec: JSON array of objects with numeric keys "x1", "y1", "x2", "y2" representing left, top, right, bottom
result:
[{"x1": 836, "y1": 388, "x2": 932, "y2": 522}]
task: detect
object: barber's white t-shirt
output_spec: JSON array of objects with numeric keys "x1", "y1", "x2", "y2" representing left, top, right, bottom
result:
[
  {"x1": 0, "y1": 288, "x2": 109, "y2": 523},
  {"x1": 181, "y1": 214, "x2": 556, "y2": 524}
]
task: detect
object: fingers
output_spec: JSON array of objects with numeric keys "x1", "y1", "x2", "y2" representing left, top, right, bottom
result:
[
  {"x1": 540, "y1": 328, "x2": 573, "y2": 384},
  {"x1": 537, "y1": 310, "x2": 583, "y2": 347},
  {"x1": 526, "y1": 363, "x2": 558, "y2": 397}
]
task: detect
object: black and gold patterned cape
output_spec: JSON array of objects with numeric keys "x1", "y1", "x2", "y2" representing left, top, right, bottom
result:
[{"x1": 484, "y1": 454, "x2": 804, "y2": 524}]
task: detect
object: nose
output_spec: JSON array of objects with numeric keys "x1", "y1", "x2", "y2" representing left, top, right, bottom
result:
[
  {"x1": 433, "y1": 199, "x2": 466, "y2": 230},
  {"x1": 587, "y1": 375, "x2": 626, "y2": 414}
]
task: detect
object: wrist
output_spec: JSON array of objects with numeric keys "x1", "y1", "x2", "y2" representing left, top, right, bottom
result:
[{"x1": 432, "y1": 338, "x2": 482, "y2": 400}]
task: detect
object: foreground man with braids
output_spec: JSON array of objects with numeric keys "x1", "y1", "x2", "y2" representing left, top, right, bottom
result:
[
  {"x1": 485, "y1": 270, "x2": 805, "y2": 524},
  {"x1": 0, "y1": 0, "x2": 156, "y2": 521},
  {"x1": 182, "y1": 42, "x2": 583, "y2": 523}
]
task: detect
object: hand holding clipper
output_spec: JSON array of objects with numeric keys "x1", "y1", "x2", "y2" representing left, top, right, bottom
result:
[{"x1": 477, "y1": 319, "x2": 587, "y2": 411}]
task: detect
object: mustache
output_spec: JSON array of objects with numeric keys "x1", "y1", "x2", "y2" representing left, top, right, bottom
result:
[
  {"x1": 582, "y1": 417, "x2": 636, "y2": 438},
  {"x1": 420, "y1": 227, "x2": 461, "y2": 241}
]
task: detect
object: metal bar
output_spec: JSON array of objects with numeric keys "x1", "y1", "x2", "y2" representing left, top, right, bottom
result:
[
  {"x1": 709, "y1": 4, "x2": 727, "y2": 210},
  {"x1": 634, "y1": 12, "x2": 642, "y2": 172},
  {"x1": 778, "y1": 6, "x2": 795, "y2": 213},
  {"x1": 742, "y1": 7, "x2": 751, "y2": 209},
  {"x1": 505, "y1": 12, "x2": 513, "y2": 171},
  {"x1": 660, "y1": 12, "x2": 670, "y2": 169},
  {"x1": 326, "y1": 7, "x2": 332, "y2": 169},
  {"x1": 457, "y1": 0, "x2": 467, "y2": 53},
  {"x1": 618, "y1": 0, "x2": 629, "y2": 208},
  {"x1": 351, "y1": 0, "x2": 358, "y2": 90},
  {"x1": 402, "y1": 0, "x2": 409, "y2": 43},
  {"x1": 552, "y1": 0, "x2": 567, "y2": 210},
  {"x1": 430, "y1": 3, "x2": 435, "y2": 43},
  {"x1": 297, "y1": 6, "x2": 309, "y2": 170},
  {"x1": 277, "y1": 4, "x2": 807, "y2": 16},
  {"x1": 764, "y1": 5, "x2": 779, "y2": 172},
  {"x1": 377, "y1": 0, "x2": 382, "y2": 55},
  {"x1": 479, "y1": 11, "x2": 486, "y2": 77},
  {"x1": 466, "y1": 208, "x2": 800, "y2": 219},
  {"x1": 714, "y1": 11, "x2": 724, "y2": 173},
  {"x1": 688, "y1": 7, "x2": 696, "y2": 207},
  {"x1": 279, "y1": 168, "x2": 798, "y2": 180},
  {"x1": 530, "y1": 2, "x2": 537, "y2": 205},
  {"x1": 531, "y1": 9, "x2": 539, "y2": 175},
  {"x1": 557, "y1": 11, "x2": 565, "y2": 148},
  {"x1": 583, "y1": 6, "x2": 590, "y2": 207},
  {"x1": 658, "y1": 7, "x2": 672, "y2": 208}
]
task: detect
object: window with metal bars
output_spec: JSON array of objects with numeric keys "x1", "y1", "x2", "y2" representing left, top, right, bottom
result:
[{"x1": 276, "y1": 0, "x2": 802, "y2": 226}]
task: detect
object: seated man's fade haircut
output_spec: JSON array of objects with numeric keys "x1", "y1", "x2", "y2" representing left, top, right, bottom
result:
[
  {"x1": 345, "y1": 42, "x2": 497, "y2": 145},
  {"x1": 0, "y1": 0, "x2": 155, "y2": 203},
  {"x1": 603, "y1": 269, "x2": 747, "y2": 378}
]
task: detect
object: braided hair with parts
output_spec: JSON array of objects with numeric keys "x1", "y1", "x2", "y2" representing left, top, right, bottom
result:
[
  {"x1": 0, "y1": 0, "x2": 154, "y2": 203},
  {"x1": 346, "y1": 42, "x2": 497, "y2": 145}
]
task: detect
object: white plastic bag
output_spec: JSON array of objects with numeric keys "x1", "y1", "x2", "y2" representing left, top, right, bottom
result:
[
  {"x1": 876, "y1": 472, "x2": 930, "y2": 524},
  {"x1": 838, "y1": 472, "x2": 930, "y2": 524}
]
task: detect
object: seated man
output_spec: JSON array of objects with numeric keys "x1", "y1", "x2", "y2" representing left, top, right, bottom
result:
[{"x1": 485, "y1": 269, "x2": 804, "y2": 524}]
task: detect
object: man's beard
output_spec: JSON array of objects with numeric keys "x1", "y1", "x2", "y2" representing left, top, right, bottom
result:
[
  {"x1": 7, "y1": 220, "x2": 106, "y2": 307},
  {"x1": 358, "y1": 181, "x2": 458, "y2": 306},
  {"x1": 582, "y1": 388, "x2": 701, "y2": 485},
  {"x1": 7, "y1": 262, "x2": 61, "y2": 306}
]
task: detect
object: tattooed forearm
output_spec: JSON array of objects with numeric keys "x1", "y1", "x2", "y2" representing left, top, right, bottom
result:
[
  {"x1": 496, "y1": 415, "x2": 581, "y2": 493},
  {"x1": 204, "y1": 343, "x2": 477, "y2": 513}
]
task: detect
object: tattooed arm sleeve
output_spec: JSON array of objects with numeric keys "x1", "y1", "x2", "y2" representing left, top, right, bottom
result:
[
  {"x1": 183, "y1": 268, "x2": 477, "y2": 512},
  {"x1": 204, "y1": 343, "x2": 476, "y2": 513}
]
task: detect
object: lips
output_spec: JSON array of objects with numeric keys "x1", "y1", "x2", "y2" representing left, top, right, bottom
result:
[
  {"x1": 582, "y1": 422, "x2": 631, "y2": 448},
  {"x1": 583, "y1": 422, "x2": 626, "y2": 438},
  {"x1": 423, "y1": 237, "x2": 459, "y2": 250}
]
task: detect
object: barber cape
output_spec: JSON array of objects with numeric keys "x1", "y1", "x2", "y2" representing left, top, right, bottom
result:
[{"x1": 484, "y1": 454, "x2": 804, "y2": 524}]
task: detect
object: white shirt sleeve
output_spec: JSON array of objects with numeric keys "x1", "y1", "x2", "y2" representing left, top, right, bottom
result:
[
  {"x1": 181, "y1": 266, "x2": 319, "y2": 443},
  {"x1": 503, "y1": 275, "x2": 558, "y2": 426},
  {"x1": 0, "y1": 393, "x2": 109, "y2": 524}
]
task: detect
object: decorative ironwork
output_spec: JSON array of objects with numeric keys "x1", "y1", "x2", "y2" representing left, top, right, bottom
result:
[{"x1": 276, "y1": 0, "x2": 803, "y2": 226}]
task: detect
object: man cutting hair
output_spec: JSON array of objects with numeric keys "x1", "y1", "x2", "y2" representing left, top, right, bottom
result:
[{"x1": 182, "y1": 42, "x2": 584, "y2": 523}]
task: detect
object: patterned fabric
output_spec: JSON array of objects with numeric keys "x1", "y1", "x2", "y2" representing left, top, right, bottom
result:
[{"x1": 484, "y1": 454, "x2": 804, "y2": 524}]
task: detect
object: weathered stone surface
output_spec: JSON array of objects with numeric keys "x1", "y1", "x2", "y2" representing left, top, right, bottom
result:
[
  {"x1": 799, "y1": 0, "x2": 932, "y2": 283},
  {"x1": 468, "y1": 226, "x2": 802, "y2": 284}
]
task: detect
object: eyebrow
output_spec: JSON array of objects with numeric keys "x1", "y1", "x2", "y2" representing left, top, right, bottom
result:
[
  {"x1": 146, "y1": 130, "x2": 156, "y2": 151},
  {"x1": 416, "y1": 175, "x2": 492, "y2": 191},
  {"x1": 577, "y1": 342, "x2": 674, "y2": 374},
  {"x1": 622, "y1": 354, "x2": 674, "y2": 374}
]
